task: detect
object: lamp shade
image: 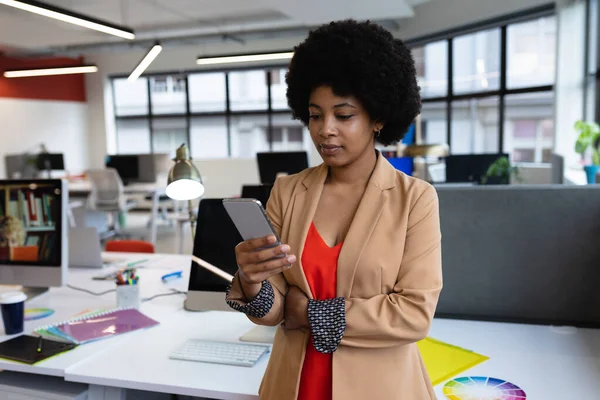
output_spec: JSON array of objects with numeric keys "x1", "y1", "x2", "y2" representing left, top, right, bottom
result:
[{"x1": 166, "y1": 144, "x2": 204, "y2": 201}]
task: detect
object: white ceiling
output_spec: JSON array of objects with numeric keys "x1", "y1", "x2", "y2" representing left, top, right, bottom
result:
[{"x1": 0, "y1": 0, "x2": 432, "y2": 54}]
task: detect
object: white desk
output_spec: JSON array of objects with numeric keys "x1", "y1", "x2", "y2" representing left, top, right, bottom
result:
[
  {"x1": 2, "y1": 252, "x2": 600, "y2": 400},
  {"x1": 68, "y1": 180, "x2": 166, "y2": 245},
  {"x1": 65, "y1": 310, "x2": 600, "y2": 399},
  {"x1": 66, "y1": 311, "x2": 265, "y2": 400},
  {"x1": 0, "y1": 253, "x2": 190, "y2": 378}
]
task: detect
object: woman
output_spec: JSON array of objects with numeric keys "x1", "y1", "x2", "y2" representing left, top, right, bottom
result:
[{"x1": 226, "y1": 20, "x2": 442, "y2": 400}]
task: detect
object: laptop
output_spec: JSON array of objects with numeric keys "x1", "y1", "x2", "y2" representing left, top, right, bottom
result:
[{"x1": 68, "y1": 227, "x2": 123, "y2": 268}]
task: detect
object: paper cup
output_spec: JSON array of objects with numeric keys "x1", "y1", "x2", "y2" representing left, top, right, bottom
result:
[{"x1": 0, "y1": 291, "x2": 27, "y2": 335}]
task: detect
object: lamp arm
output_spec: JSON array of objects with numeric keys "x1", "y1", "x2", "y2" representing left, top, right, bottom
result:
[{"x1": 191, "y1": 255, "x2": 234, "y2": 282}]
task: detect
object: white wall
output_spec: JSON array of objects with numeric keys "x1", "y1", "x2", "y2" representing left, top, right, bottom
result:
[
  {"x1": 0, "y1": 98, "x2": 88, "y2": 178},
  {"x1": 397, "y1": 0, "x2": 553, "y2": 39}
]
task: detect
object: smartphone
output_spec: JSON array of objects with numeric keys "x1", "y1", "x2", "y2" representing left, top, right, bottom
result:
[{"x1": 222, "y1": 198, "x2": 282, "y2": 252}]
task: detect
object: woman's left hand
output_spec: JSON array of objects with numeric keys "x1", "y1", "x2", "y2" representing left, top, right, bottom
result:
[{"x1": 284, "y1": 285, "x2": 310, "y2": 331}]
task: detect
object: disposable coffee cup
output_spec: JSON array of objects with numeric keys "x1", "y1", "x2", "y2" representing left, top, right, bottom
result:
[{"x1": 0, "y1": 291, "x2": 27, "y2": 335}]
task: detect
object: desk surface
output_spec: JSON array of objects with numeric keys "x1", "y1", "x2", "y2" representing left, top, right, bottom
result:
[
  {"x1": 2, "y1": 252, "x2": 600, "y2": 400},
  {"x1": 68, "y1": 180, "x2": 165, "y2": 194},
  {"x1": 0, "y1": 253, "x2": 191, "y2": 377},
  {"x1": 66, "y1": 311, "x2": 264, "y2": 400},
  {"x1": 66, "y1": 310, "x2": 600, "y2": 399}
]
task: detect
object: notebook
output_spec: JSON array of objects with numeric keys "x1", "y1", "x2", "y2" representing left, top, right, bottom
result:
[
  {"x1": 417, "y1": 337, "x2": 489, "y2": 386},
  {"x1": 34, "y1": 308, "x2": 159, "y2": 345},
  {"x1": 0, "y1": 335, "x2": 77, "y2": 364}
]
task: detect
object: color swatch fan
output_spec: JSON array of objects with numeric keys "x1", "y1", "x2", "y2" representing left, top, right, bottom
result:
[{"x1": 443, "y1": 376, "x2": 526, "y2": 400}]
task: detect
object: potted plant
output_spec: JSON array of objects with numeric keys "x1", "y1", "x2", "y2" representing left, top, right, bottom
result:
[
  {"x1": 574, "y1": 120, "x2": 600, "y2": 184},
  {"x1": 481, "y1": 156, "x2": 521, "y2": 185}
]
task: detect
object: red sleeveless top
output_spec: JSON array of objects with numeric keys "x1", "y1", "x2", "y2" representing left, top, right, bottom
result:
[{"x1": 297, "y1": 222, "x2": 342, "y2": 400}]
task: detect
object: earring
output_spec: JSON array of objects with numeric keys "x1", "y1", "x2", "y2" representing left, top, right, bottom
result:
[{"x1": 375, "y1": 130, "x2": 381, "y2": 138}]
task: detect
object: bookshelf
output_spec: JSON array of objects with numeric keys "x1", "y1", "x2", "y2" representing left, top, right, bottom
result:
[{"x1": 0, "y1": 183, "x2": 59, "y2": 262}]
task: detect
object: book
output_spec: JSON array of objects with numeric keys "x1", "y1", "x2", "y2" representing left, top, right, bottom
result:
[{"x1": 34, "y1": 308, "x2": 159, "y2": 345}]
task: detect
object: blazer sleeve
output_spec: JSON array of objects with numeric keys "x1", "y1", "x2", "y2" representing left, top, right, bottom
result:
[
  {"x1": 341, "y1": 185, "x2": 443, "y2": 349},
  {"x1": 225, "y1": 178, "x2": 289, "y2": 327}
]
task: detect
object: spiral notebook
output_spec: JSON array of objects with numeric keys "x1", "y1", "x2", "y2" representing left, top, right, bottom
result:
[{"x1": 34, "y1": 308, "x2": 159, "y2": 345}]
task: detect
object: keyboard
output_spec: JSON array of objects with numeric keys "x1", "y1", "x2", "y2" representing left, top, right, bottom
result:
[{"x1": 169, "y1": 339, "x2": 270, "y2": 367}]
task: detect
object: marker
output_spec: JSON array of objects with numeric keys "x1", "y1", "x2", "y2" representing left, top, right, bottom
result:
[{"x1": 161, "y1": 271, "x2": 183, "y2": 282}]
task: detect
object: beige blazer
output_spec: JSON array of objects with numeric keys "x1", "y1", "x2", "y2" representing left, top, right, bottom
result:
[{"x1": 228, "y1": 153, "x2": 443, "y2": 400}]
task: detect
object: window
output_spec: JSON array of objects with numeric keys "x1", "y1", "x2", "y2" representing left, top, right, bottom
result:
[
  {"x1": 150, "y1": 75, "x2": 187, "y2": 115},
  {"x1": 116, "y1": 119, "x2": 151, "y2": 154},
  {"x1": 507, "y1": 17, "x2": 556, "y2": 88},
  {"x1": 229, "y1": 114, "x2": 270, "y2": 157},
  {"x1": 190, "y1": 116, "x2": 228, "y2": 158},
  {"x1": 451, "y1": 97, "x2": 499, "y2": 154},
  {"x1": 229, "y1": 70, "x2": 268, "y2": 111},
  {"x1": 416, "y1": 13, "x2": 556, "y2": 165},
  {"x1": 414, "y1": 41, "x2": 448, "y2": 98},
  {"x1": 151, "y1": 118, "x2": 187, "y2": 157},
  {"x1": 113, "y1": 78, "x2": 148, "y2": 116},
  {"x1": 188, "y1": 73, "x2": 226, "y2": 113},
  {"x1": 504, "y1": 92, "x2": 554, "y2": 163},
  {"x1": 270, "y1": 68, "x2": 289, "y2": 110},
  {"x1": 419, "y1": 102, "x2": 447, "y2": 145},
  {"x1": 453, "y1": 29, "x2": 501, "y2": 94}
]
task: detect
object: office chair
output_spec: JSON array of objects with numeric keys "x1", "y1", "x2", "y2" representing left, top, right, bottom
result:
[
  {"x1": 85, "y1": 168, "x2": 137, "y2": 238},
  {"x1": 105, "y1": 240, "x2": 155, "y2": 254}
]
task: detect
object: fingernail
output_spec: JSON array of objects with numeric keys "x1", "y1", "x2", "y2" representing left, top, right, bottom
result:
[
  {"x1": 287, "y1": 255, "x2": 296, "y2": 263},
  {"x1": 281, "y1": 245, "x2": 290, "y2": 252},
  {"x1": 285, "y1": 264, "x2": 293, "y2": 269},
  {"x1": 268, "y1": 236, "x2": 276, "y2": 243}
]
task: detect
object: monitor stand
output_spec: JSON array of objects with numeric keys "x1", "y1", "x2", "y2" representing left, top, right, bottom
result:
[
  {"x1": 0, "y1": 286, "x2": 49, "y2": 302},
  {"x1": 22, "y1": 287, "x2": 49, "y2": 301}
]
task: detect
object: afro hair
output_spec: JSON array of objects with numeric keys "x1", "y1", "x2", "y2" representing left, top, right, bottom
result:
[{"x1": 286, "y1": 20, "x2": 421, "y2": 145}]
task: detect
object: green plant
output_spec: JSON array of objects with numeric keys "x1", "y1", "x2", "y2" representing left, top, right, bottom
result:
[
  {"x1": 574, "y1": 120, "x2": 600, "y2": 165},
  {"x1": 481, "y1": 156, "x2": 521, "y2": 184}
]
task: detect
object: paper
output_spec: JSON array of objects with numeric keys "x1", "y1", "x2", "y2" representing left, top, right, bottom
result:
[{"x1": 417, "y1": 337, "x2": 489, "y2": 386}]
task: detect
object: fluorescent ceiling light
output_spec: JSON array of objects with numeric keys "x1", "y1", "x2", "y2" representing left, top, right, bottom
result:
[
  {"x1": 3, "y1": 65, "x2": 98, "y2": 78},
  {"x1": 128, "y1": 44, "x2": 163, "y2": 82},
  {"x1": 196, "y1": 51, "x2": 294, "y2": 66},
  {"x1": 0, "y1": 0, "x2": 135, "y2": 40}
]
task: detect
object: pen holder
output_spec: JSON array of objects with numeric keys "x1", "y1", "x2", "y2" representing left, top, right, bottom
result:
[{"x1": 116, "y1": 284, "x2": 140, "y2": 309}]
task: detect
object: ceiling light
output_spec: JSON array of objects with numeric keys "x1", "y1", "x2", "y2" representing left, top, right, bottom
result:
[
  {"x1": 3, "y1": 65, "x2": 98, "y2": 78},
  {"x1": 128, "y1": 44, "x2": 163, "y2": 82},
  {"x1": 196, "y1": 51, "x2": 294, "y2": 66},
  {"x1": 0, "y1": 0, "x2": 135, "y2": 40}
]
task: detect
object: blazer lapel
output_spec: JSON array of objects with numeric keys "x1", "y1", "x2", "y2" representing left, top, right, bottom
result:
[
  {"x1": 336, "y1": 153, "x2": 396, "y2": 298},
  {"x1": 285, "y1": 164, "x2": 328, "y2": 299}
]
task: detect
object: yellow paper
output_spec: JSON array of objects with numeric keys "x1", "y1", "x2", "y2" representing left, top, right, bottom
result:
[{"x1": 417, "y1": 337, "x2": 489, "y2": 386}]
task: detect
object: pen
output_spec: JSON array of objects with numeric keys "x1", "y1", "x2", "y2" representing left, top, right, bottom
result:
[
  {"x1": 126, "y1": 259, "x2": 148, "y2": 268},
  {"x1": 37, "y1": 336, "x2": 43, "y2": 353}
]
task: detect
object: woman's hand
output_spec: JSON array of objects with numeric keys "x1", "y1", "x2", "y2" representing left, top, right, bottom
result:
[
  {"x1": 235, "y1": 235, "x2": 296, "y2": 301},
  {"x1": 284, "y1": 285, "x2": 310, "y2": 331}
]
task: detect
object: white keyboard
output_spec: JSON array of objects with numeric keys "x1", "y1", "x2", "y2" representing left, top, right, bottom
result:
[{"x1": 169, "y1": 340, "x2": 270, "y2": 367}]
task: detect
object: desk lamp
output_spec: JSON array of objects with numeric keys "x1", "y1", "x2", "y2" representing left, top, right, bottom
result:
[
  {"x1": 165, "y1": 144, "x2": 233, "y2": 283},
  {"x1": 166, "y1": 143, "x2": 204, "y2": 239}
]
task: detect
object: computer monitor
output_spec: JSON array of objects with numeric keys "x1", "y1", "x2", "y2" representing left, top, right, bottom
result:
[
  {"x1": 35, "y1": 153, "x2": 64, "y2": 172},
  {"x1": 105, "y1": 155, "x2": 140, "y2": 185},
  {"x1": 445, "y1": 153, "x2": 509, "y2": 184},
  {"x1": 185, "y1": 198, "x2": 243, "y2": 312},
  {"x1": 256, "y1": 151, "x2": 309, "y2": 184},
  {"x1": 241, "y1": 184, "x2": 274, "y2": 207},
  {"x1": 0, "y1": 179, "x2": 68, "y2": 298}
]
